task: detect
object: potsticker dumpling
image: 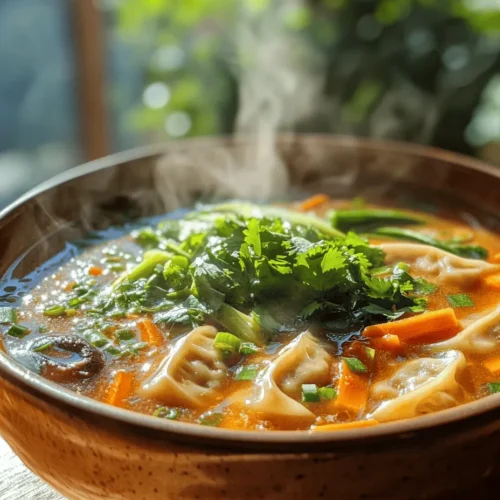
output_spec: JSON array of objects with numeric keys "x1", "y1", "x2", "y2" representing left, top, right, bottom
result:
[
  {"x1": 139, "y1": 325, "x2": 226, "y2": 408},
  {"x1": 232, "y1": 331, "x2": 331, "y2": 427},
  {"x1": 379, "y1": 243, "x2": 499, "y2": 287},
  {"x1": 369, "y1": 351, "x2": 466, "y2": 422},
  {"x1": 434, "y1": 306, "x2": 500, "y2": 354}
]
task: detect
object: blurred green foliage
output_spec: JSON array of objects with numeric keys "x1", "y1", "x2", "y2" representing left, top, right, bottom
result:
[{"x1": 114, "y1": 0, "x2": 500, "y2": 157}]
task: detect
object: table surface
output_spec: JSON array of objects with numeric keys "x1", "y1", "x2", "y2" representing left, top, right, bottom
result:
[{"x1": 0, "y1": 438, "x2": 61, "y2": 500}]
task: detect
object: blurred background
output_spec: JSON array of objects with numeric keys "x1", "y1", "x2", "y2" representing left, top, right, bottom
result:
[{"x1": 1, "y1": 0, "x2": 500, "y2": 208}]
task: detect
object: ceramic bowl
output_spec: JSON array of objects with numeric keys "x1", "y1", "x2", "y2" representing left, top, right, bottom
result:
[{"x1": 1, "y1": 136, "x2": 500, "y2": 500}]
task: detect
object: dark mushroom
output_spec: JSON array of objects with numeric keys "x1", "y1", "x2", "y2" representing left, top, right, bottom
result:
[{"x1": 29, "y1": 335, "x2": 105, "y2": 383}]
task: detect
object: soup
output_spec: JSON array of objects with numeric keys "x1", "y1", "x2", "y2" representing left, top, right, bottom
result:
[{"x1": 2, "y1": 196, "x2": 500, "y2": 431}]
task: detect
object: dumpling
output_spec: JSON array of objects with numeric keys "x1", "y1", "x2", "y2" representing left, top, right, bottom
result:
[
  {"x1": 433, "y1": 306, "x2": 500, "y2": 354},
  {"x1": 379, "y1": 243, "x2": 499, "y2": 287},
  {"x1": 368, "y1": 351, "x2": 466, "y2": 422},
  {"x1": 232, "y1": 331, "x2": 331, "y2": 427},
  {"x1": 139, "y1": 325, "x2": 226, "y2": 408}
]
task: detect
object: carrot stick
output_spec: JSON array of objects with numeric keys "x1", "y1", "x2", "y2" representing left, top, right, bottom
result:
[
  {"x1": 484, "y1": 356, "x2": 500, "y2": 373},
  {"x1": 483, "y1": 273, "x2": 500, "y2": 289},
  {"x1": 370, "y1": 334, "x2": 403, "y2": 354},
  {"x1": 335, "y1": 359, "x2": 369, "y2": 415},
  {"x1": 88, "y1": 266, "x2": 103, "y2": 276},
  {"x1": 137, "y1": 318, "x2": 164, "y2": 347},
  {"x1": 298, "y1": 194, "x2": 330, "y2": 212},
  {"x1": 105, "y1": 371, "x2": 133, "y2": 407},
  {"x1": 126, "y1": 313, "x2": 140, "y2": 320},
  {"x1": 362, "y1": 308, "x2": 460, "y2": 344},
  {"x1": 312, "y1": 419, "x2": 378, "y2": 432},
  {"x1": 491, "y1": 252, "x2": 500, "y2": 264}
]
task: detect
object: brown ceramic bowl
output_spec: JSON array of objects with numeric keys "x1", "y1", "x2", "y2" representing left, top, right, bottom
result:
[{"x1": 1, "y1": 136, "x2": 500, "y2": 500}]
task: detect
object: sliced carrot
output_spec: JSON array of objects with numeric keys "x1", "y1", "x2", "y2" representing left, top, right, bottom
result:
[
  {"x1": 104, "y1": 371, "x2": 133, "y2": 407},
  {"x1": 312, "y1": 419, "x2": 378, "y2": 432},
  {"x1": 483, "y1": 273, "x2": 500, "y2": 289},
  {"x1": 335, "y1": 359, "x2": 369, "y2": 415},
  {"x1": 88, "y1": 266, "x2": 103, "y2": 276},
  {"x1": 362, "y1": 308, "x2": 460, "y2": 344},
  {"x1": 491, "y1": 252, "x2": 500, "y2": 263},
  {"x1": 126, "y1": 313, "x2": 140, "y2": 320},
  {"x1": 484, "y1": 356, "x2": 500, "y2": 374},
  {"x1": 298, "y1": 194, "x2": 330, "y2": 212},
  {"x1": 370, "y1": 334, "x2": 403, "y2": 353},
  {"x1": 137, "y1": 318, "x2": 164, "y2": 347}
]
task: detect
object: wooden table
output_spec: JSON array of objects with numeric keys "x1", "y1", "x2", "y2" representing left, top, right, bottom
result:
[{"x1": 0, "y1": 438, "x2": 61, "y2": 500}]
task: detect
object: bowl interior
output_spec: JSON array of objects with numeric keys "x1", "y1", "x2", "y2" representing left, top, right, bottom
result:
[{"x1": 2, "y1": 135, "x2": 500, "y2": 450}]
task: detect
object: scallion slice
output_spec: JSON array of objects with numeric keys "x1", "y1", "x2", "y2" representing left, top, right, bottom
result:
[
  {"x1": 447, "y1": 294, "x2": 474, "y2": 308},
  {"x1": 116, "y1": 328, "x2": 136, "y2": 341},
  {"x1": 318, "y1": 386, "x2": 337, "y2": 401},
  {"x1": 364, "y1": 347, "x2": 376, "y2": 360},
  {"x1": 235, "y1": 364, "x2": 259, "y2": 381},
  {"x1": 214, "y1": 332, "x2": 241, "y2": 354},
  {"x1": 488, "y1": 382, "x2": 500, "y2": 394},
  {"x1": 302, "y1": 383, "x2": 320, "y2": 403},
  {"x1": 199, "y1": 412, "x2": 224, "y2": 427},
  {"x1": 240, "y1": 342, "x2": 259, "y2": 355},
  {"x1": 33, "y1": 341, "x2": 54, "y2": 353},
  {"x1": 6, "y1": 324, "x2": 30, "y2": 338},
  {"x1": 343, "y1": 357, "x2": 368, "y2": 374},
  {"x1": 153, "y1": 407, "x2": 179, "y2": 420},
  {"x1": 43, "y1": 305, "x2": 66, "y2": 317},
  {"x1": 0, "y1": 306, "x2": 16, "y2": 324}
]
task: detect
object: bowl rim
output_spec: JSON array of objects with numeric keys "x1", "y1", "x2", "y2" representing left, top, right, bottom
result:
[{"x1": 2, "y1": 134, "x2": 500, "y2": 447}]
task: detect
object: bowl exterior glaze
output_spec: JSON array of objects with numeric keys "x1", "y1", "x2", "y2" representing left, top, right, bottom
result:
[
  {"x1": 1, "y1": 137, "x2": 500, "y2": 499},
  {"x1": 1, "y1": 373, "x2": 500, "y2": 500}
]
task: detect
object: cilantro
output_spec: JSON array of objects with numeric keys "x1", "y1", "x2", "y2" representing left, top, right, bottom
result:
[{"x1": 447, "y1": 294, "x2": 474, "y2": 308}]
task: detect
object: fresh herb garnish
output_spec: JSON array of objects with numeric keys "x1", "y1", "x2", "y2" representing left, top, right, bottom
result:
[
  {"x1": 87, "y1": 202, "x2": 428, "y2": 348},
  {"x1": 318, "y1": 386, "x2": 337, "y2": 400},
  {"x1": 330, "y1": 208, "x2": 425, "y2": 232},
  {"x1": 373, "y1": 227, "x2": 488, "y2": 260},
  {"x1": 6, "y1": 324, "x2": 30, "y2": 338},
  {"x1": 240, "y1": 342, "x2": 259, "y2": 355},
  {"x1": 213, "y1": 332, "x2": 241, "y2": 354},
  {"x1": 153, "y1": 406, "x2": 179, "y2": 420},
  {"x1": 343, "y1": 357, "x2": 368, "y2": 374},
  {"x1": 302, "y1": 384, "x2": 320, "y2": 402},
  {"x1": 234, "y1": 364, "x2": 259, "y2": 381},
  {"x1": 447, "y1": 294, "x2": 475, "y2": 308},
  {"x1": 487, "y1": 382, "x2": 500, "y2": 394},
  {"x1": 43, "y1": 305, "x2": 66, "y2": 317},
  {"x1": 199, "y1": 412, "x2": 224, "y2": 427},
  {"x1": 0, "y1": 307, "x2": 16, "y2": 324}
]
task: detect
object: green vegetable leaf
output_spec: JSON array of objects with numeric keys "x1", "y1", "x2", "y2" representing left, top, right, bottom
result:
[{"x1": 447, "y1": 294, "x2": 474, "y2": 308}]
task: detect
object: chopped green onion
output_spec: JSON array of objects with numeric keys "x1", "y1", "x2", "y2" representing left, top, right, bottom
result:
[
  {"x1": 302, "y1": 384, "x2": 320, "y2": 403},
  {"x1": 364, "y1": 347, "x2": 376, "y2": 360},
  {"x1": 105, "y1": 345, "x2": 121, "y2": 356},
  {"x1": 43, "y1": 305, "x2": 66, "y2": 317},
  {"x1": 65, "y1": 308, "x2": 78, "y2": 317},
  {"x1": 82, "y1": 330, "x2": 109, "y2": 348},
  {"x1": 488, "y1": 383, "x2": 500, "y2": 394},
  {"x1": 318, "y1": 386, "x2": 337, "y2": 401},
  {"x1": 38, "y1": 325, "x2": 48, "y2": 333},
  {"x1": 115, "y1": 328, "x2": 136, "y2": 341},
  {"x1": 235, "y1": 364, "x2": 259, "y2": 381},
  {"x1": 240, "y1": 342, "x2": 259, "y2": 355},
  {"x1": 153, "y1": 407, "x2": 179, "y2": 420},
  {"x1": 6, "y1": 324, "x2": 30, "y2": 338},
  {"x1": 199, "y1": 412, "x2": 224, "y2": 427},
  {"x1": 33, "y1": 341, "x2": 54, "y2": 353},
  {"x1": 447, "y1": 294, "x2": 474, "y2": 308},
  {"x1": 330, "y1": 208, "x2": 425, "y2": 232},
  {"x1": 0, "y1": 307, "x2": 16, "y2": 324},
  {"x1": 214, "y1": 332, "x2": 241, "y2": 354},
  {"x1": 343, "y1": 357, "x2": 368, "y2": 374}
]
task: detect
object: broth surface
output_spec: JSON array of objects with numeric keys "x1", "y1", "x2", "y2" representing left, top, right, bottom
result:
[{"x1": 2, "y1": 197, "x2": 500, "y2": 431}]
